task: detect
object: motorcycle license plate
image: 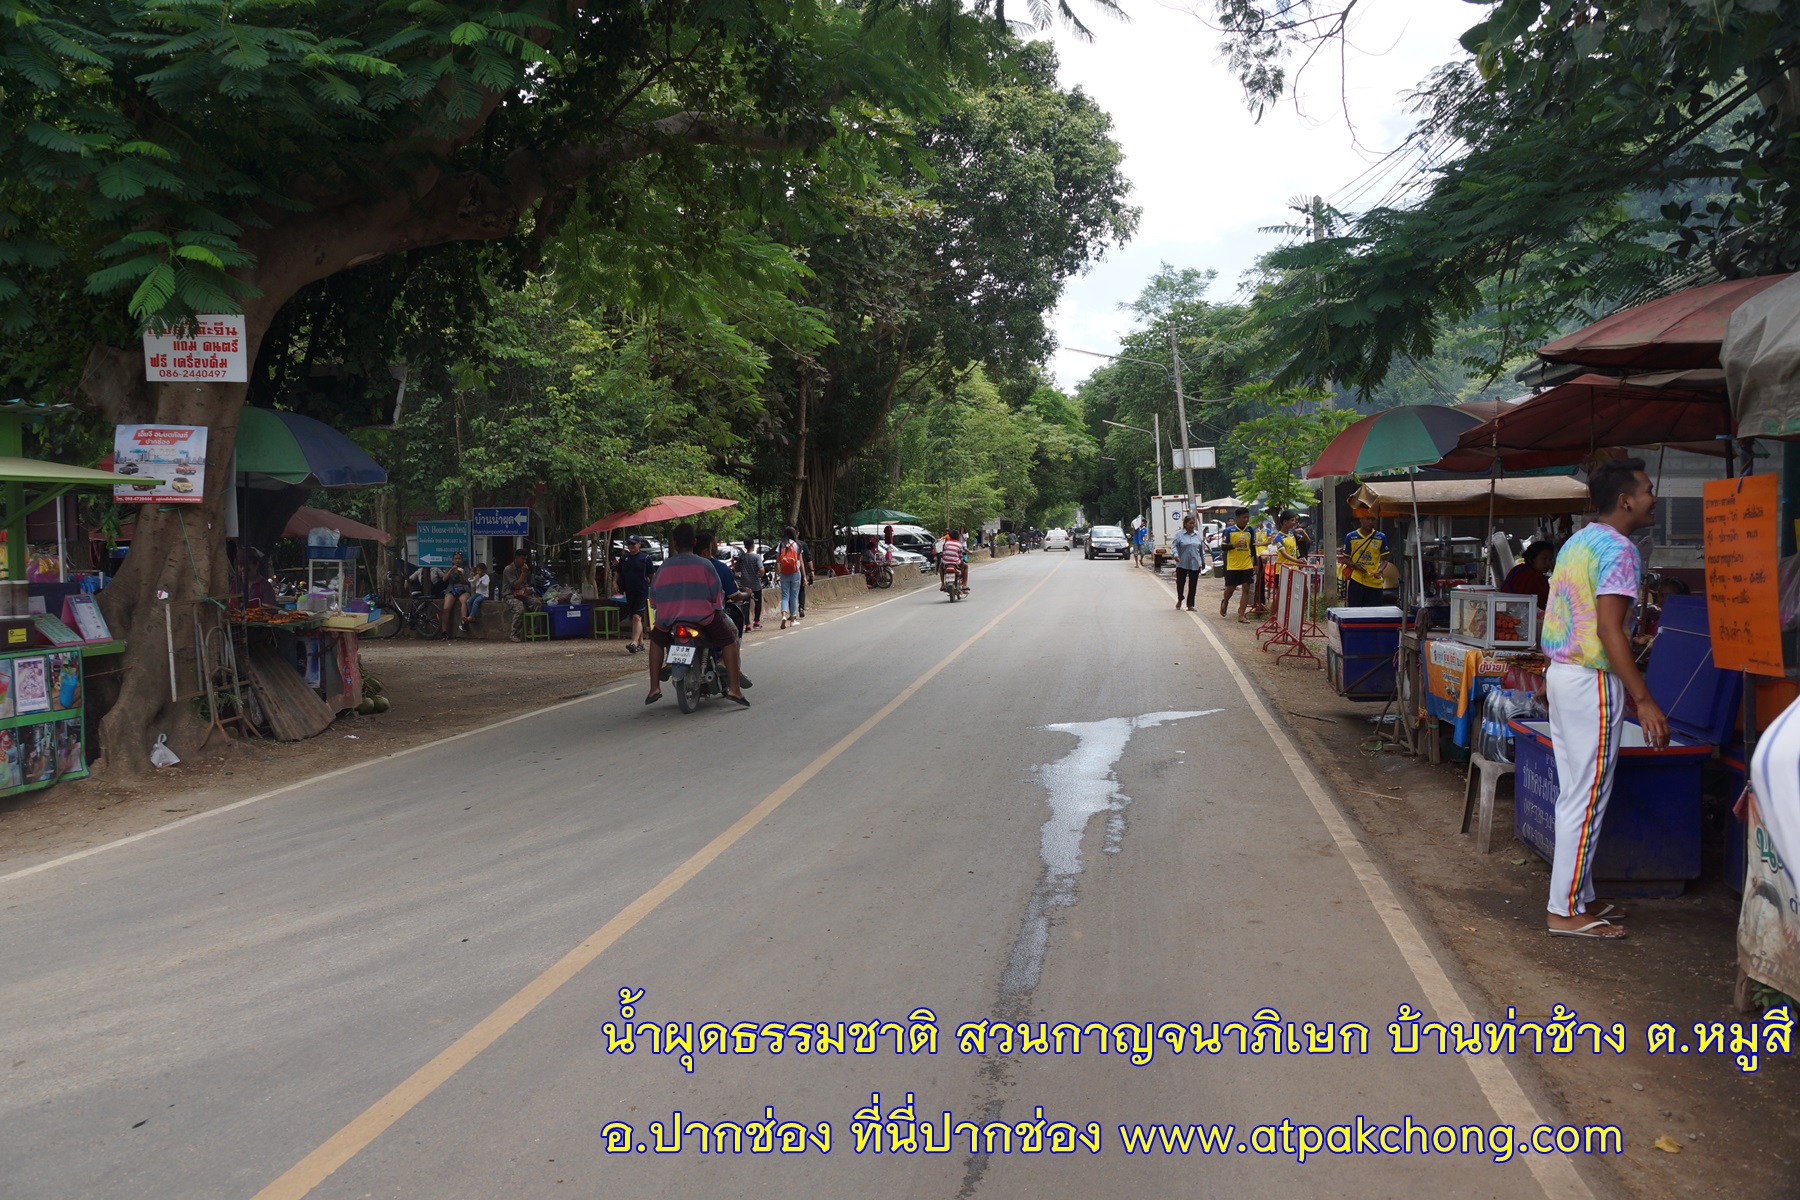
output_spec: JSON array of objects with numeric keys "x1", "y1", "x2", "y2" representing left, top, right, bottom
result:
[{"x1": 666, "y1": 644, "x2": 696, "y2": 665}]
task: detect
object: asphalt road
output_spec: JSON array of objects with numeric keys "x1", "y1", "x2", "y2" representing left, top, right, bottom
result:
[{"x1": 2, "y1": 552, "x2": 1594, "y2": 1198}]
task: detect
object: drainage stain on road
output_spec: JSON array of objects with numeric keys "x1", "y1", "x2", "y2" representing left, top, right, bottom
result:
[
  {"x1": 959, "y1": 709, "x2": 1222, "y2": 1199},
  {"x1": 1000, "y1": 709, "x2": 1223, "y2": 1001}
]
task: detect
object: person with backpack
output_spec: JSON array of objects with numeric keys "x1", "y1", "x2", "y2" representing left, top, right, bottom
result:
[
  {"x1": 776, "y1": 525, "x2": 805, "y2": 629},
  {"x1": 737, "y1": 537, "x2": 765, "y2": 629}
]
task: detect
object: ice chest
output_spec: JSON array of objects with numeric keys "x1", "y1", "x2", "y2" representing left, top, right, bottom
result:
[
  {"x1": 1326, "y1": 606, "x2": 1403, "y2": 702},
  {"x1": 1509, "y1": 596, "x2": 1740, "y2": 894},
  {"x1": 546, "y1": 603, "x2": 589, "y2": 639}
]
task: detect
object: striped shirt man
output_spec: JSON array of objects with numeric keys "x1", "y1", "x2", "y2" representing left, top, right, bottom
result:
[
  {"x1": 939, "y1": 537, "x2": 965, "y2": 567},
  {"x1": 650, "y1": 552, "x2": 723, "y2": 627}
]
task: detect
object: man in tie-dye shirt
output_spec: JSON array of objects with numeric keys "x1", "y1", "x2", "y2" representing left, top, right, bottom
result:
[{"x1": 1540, "y1": 458, "x2": 1668, "y2": 940}]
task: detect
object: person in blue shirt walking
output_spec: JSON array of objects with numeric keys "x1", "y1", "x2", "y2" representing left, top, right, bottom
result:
[
  {"x1": 1171, "y1": 515, "x2": 1207, "y2": 609},
  {"x1": 1132, "y1": 522, "x2": 1149, "y2": 568}
]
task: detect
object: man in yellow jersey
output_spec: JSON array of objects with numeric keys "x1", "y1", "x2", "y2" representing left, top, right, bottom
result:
[
  {"x1": 1338, "y1": 510, "x2": 1390, "y2": 607},
  {"x1": 1273, "y1": 511, "x2": 1303, "y2": 567},
  {"x1": 1218, "y1": 507, "x2": 1262, "y2": 622}
]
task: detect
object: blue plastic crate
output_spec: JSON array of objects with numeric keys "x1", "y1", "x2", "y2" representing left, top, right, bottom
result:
[{"x1": 545, "y1": 603, "x2": 590, "y2": 639}]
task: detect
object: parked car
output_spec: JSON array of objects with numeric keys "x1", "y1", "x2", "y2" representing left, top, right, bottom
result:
[
  {"x1": 1043, "y1": 528, "x2": 1072, "y2": 551},
  {"x1": 1086, "y1": 525, "x2": 1130, "y2": 560}
]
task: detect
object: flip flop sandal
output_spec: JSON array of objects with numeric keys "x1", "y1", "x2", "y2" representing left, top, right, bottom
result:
[
  {"x1": 1547, "y1": 920, "x2": 1626, "y2": 939},
  {"x1": 644, "y1": 691, "x2": 662, "y2": 705},
  {"x1": 1592, "y1": 903, "x2": 1629, "y2": 921},
  {"x1": 725, "y1": 694, "x2": 750, "y2": 708}
]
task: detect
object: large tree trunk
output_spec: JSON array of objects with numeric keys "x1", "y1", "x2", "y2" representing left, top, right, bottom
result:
[{"x1": 88, "y1": 374, "x2": 250, "y2": 775}]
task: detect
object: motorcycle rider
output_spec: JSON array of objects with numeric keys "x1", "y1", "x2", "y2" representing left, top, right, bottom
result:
[
  {"x1": 644, "y1": 523, "x2": 749, "y2": 707},
  {"x1": 939, "y1": 527, "x2": 969, "y2": 594}
]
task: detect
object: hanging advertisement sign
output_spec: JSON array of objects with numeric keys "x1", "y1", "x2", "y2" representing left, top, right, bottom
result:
[
  {"x1": 1704, "y1": 474, "x2": 1784, "y2": 675},
  {"x1": 142, "y1": 315, "x2": 246, "y2": 383},
  {"x1": 112, "y1": 425, "x2": 208, "y2": 504}
]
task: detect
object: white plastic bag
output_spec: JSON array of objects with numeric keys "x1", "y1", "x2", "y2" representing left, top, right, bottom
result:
[{"x1": 149, "y1": 733, "x2": 181, "y2": 768}]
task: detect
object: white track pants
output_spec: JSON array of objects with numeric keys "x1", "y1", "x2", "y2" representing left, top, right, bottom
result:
[{"x1": 1545, "y1": 661, "x2": 1625, "y2": 917}]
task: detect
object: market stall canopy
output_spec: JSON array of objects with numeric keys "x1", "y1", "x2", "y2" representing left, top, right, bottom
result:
[
  {"x1": 1538, "y1": 274, "x2": 1792, "y2": 371},
  {"x1": 1723, "y1": 272, "x2": 1800, "y2": 439},
  {"x1": 237, "y1": 408, "x2": 386, "y2": 488},
  {"x1": 1435, "y1": 372, "x2": 1731, "y2": 471},
  {"x1": 281, "y1": 505, "x2": 390, "y2": 544},
  {"x1": 1306, "y1": 405, "x2": 1483, "y2": 478},
  {"x1": 847, "y1": 507, "x2": 922, "y2": 525},
  {"x1": 575, "y1": 495, "x2": 738, "y2": 536},
  {"x1": 1350, "y1": 476, "x2": 1591, "y2": 518},
  {"x1": 1197, "y1": 495, "x2": 1245, "y2": 509},
  {"x1": 0, "y1": 456, "x2": 138, "y2": 518}
]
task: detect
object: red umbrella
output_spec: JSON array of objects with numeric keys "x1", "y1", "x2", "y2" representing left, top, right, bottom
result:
[
  {"x1": 574, "y1": 495, "x2": 738, "y2": 536},
  {"x1": 1436, "y1": 372, "x2": 1731, "y2": 471},
  {"x1": 1538, "y1": 275, "x2": 1793, "y2": 370}
]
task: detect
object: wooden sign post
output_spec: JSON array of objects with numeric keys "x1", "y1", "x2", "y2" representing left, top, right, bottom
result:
[{"x1": 1703, "y1": 473, "x2": 1784, "y2": 675}]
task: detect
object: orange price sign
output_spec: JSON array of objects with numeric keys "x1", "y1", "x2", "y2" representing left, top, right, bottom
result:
[{"x1": 1703, "y1": 473, "x2": 1784, "y2": 674}]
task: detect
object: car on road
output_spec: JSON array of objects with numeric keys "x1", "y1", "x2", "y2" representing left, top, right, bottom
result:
[
  {"x1": 1043, "y1": 528, "x2": 1072, "y2": 552},
  {"x1": 1085, "y1": 525, "x2": 1130, "y2": 560}
]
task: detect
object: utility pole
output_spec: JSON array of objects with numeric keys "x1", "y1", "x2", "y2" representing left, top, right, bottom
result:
[
  {"x1": 1313, "y1": 194, "x2": 1341, "y2": 604},
  {"x1": 1170, "y1": 328, "x2": 1197, "y2": 520}
]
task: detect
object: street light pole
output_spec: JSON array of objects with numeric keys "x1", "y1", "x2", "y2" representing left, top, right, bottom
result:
[
  {"x1": 1102, "y1": 417, "x2": 1161, "y2": 499},
  {"x1": 1170, "y1": 328, "x2": 1196, "y2": 519}
]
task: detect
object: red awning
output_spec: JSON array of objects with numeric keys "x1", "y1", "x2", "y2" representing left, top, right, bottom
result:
[
  {"x1": 1538, "y1": 275, "x2": 1793, "y2": 371},
  {"x1": 1439, "y1": 373, "x2": 1731, "y2": 470},
  {"x1": 575, "y1": 495, "x2": 737, "y2": 536},
  {"x1": 283, "y1": 505, "x2": 391, "y2": 544}
]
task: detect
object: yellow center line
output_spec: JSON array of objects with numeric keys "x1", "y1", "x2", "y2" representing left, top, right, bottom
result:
[{"x1": 252, "y1": 556, "x2": 1065, "y2": 1200}]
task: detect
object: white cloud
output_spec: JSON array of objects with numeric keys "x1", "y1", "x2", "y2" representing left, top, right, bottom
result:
[{"x1": 1045, "y1": 1, "x2": 1477, "y2": 389}]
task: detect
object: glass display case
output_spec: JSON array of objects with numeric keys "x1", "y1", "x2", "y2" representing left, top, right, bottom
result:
[{"x1": 1448, "y1": 588, "x2": 1537, "y2": 650}]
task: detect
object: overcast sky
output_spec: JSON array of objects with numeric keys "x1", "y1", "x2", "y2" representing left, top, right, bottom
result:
[{"x1": 1044, "y1": 0, "x2": 1478, "y2": 390}]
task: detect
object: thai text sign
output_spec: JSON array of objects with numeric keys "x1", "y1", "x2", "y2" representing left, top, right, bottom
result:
[
  {"x1": 112, "y1": 425, "x2": 207, "y2": 504},
  {"x1": 142, "y1": 315, "x2": 246, "y2": 382},
  {"x1": 414, "y1": 520, "x2": 471, "y2": 568},
  {"x1": 1703, "y1": 473, "x2": 1783, "y2": 675},
  {"x1": 472, "y1": 507, "x2": 530, "y2": 537}
]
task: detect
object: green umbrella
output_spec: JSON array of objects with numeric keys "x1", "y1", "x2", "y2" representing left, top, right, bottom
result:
[
  {"x1": 847, "y1": 507, "x2": 922, "y2": 525},
  {"x1": 1306, "y1": 405, "x2": 1483, "y2": 478}
]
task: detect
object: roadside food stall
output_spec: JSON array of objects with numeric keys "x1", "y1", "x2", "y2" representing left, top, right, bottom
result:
[
  {"x1": 0, "y1": 405, "x2": 138, "y2": 797},
  {"x1": 1719, "y1": 272, "x2": 1800, "y2": 1005},
  {"x1": 218, "y1": 410, "x2": 388, "y2": 740}
]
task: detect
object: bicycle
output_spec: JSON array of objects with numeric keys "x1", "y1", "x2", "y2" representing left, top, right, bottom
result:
[{"x1": 366, "y1": 591, "x2": 444, "y2": 639}]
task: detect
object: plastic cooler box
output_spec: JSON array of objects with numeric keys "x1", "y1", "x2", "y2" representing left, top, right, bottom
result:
[
  {"x1": 1508, "y1": 595, "x2": 1740, "y2": 895},
  {"x1": 1325, "y1": 605, "x2": 1403, "y2": 702},
  {"x1": 545, "y1": 602, "x2": 590, "y2": 639}
]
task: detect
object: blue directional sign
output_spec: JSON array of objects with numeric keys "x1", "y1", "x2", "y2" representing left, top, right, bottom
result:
[
  {"x1": 472, "y1": 506, "x2": 530, "y2": 537},
  {"x1": 415, "y1": 520, "x2": 471, "y2": 568}
]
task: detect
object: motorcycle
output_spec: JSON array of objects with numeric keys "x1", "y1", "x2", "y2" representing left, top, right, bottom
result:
[
  {"x1": 940, "y1": 567, "x2": 968, "y2": 601},
  {"x1": 664, "y1": 622, "x2": 722, "y2": 713},
  {"x1": 860, "y1": 558, "x2": 894, "y2": 589}
]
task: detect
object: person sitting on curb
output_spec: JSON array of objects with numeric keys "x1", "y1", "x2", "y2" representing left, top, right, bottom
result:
[
  {"x1": 464, "y1": 562, "x2": 490, "y2": 630},
  {"x1": 438, "y1": 552, "x2": 472, "y2": 639},
  {"x1": 644, "y1": 523, "x2": 748, "y2": 707},
  {"x1": 617, "y1": 534, "x2": 655, "y2": 653}
]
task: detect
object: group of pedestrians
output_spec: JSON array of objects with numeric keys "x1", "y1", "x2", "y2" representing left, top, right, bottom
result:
[{"x1": 618, "y1": 525, "x2": 817, "y2": 660}]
